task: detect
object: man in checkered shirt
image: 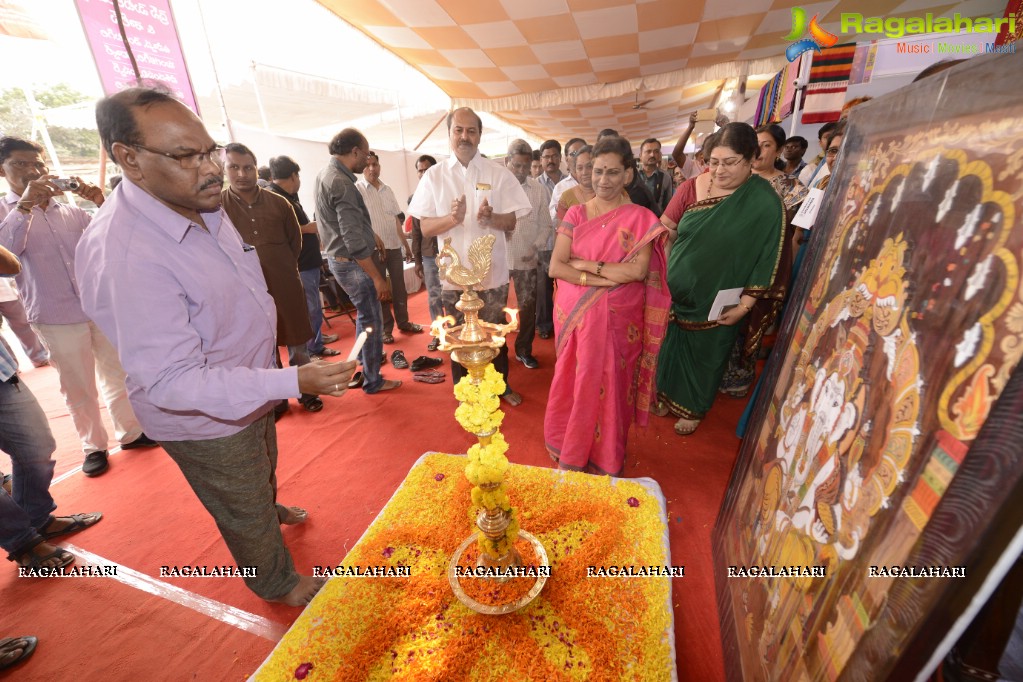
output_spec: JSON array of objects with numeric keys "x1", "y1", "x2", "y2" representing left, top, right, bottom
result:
[{"x1": 503, "y1": 140, "x2": 552, "y2": 370}]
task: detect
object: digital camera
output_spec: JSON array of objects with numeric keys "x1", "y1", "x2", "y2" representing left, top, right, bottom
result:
[{"x1": 53, "y1": 178, "x2": 80, "y2": 192}]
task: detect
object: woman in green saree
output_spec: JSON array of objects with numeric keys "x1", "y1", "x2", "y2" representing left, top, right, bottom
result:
[
  {"x1": 719, "y1": 123, "x2": 809, "y2": 397},
  {"x1": 655, "y1": 123, "x2": 786, "y2": 435}
]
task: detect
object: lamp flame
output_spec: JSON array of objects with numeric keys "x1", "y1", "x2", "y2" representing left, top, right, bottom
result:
[
  {"x1": 492, "y1": 307, "x2": 519, "y2": 337},
  {"x1": 503, "y1": 307, "x2": 520, "y2": 330},
  {"x1": 432, "y1": 315, "x2": 457, "y2": 346}
]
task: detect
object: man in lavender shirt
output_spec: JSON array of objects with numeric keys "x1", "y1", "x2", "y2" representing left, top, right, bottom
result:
[
  {"x1": 76, "y1": 87, "x2": 354, "y2": 607},
  {"x1": 0, "y1": 136, "x2": 156, "y2": 477}
]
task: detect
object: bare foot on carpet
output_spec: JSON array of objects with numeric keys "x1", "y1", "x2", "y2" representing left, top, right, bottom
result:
[
  {"x1": 278, "y1": 506, "x2": 308, "y2": 525},
  {"x1": 500, "y1": 390, "x2": 522, "y2": 407},
  {"x1": 375, "y1": 379, "x2": 401, "y2": 392},
  {"x1": 270, "y1": 574, "x2": 326, "y2": 607}
]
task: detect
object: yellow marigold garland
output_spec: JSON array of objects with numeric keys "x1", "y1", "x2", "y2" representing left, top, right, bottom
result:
[
  {"x1": 454, "y1": 365, "x2": 517, "y2": 559},
  {"x1": 453, "y1": 365, "x2": 506, "y2": 436}
]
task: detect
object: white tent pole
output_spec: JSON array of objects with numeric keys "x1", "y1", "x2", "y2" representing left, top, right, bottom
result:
[
  {"x1": 789, "y1": 54, "x2": 812, "y2": 137},
  {"x1": 251, "y1": 62, "x2": 270, "y2": 130},
  {"x1": 20, "y1": 84, "x2": 76, "y2": 207},
  {"x1": 395, "y1": 90, "x2": 407, "y2": 152},
  {"x1": 414, "y1": 112, "x2": 447, "y2": 151},
  {"x1": 197, "y1": 0, "x2": 235, "y2": 141},
  {"x1": 395, "y1": 89, "x2": 412, "y2": 202}
]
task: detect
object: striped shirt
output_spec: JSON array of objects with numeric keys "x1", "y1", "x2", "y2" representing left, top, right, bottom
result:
[
  {"x1": 506, "y1": 177, "x2": 552, "y2": 270},
  {"x1": 0, "y1": 192, "x2": 91, "y2": 324},
  {"x1": 0, "y1": 335, "x2": 17, "y2": 380},
  {"x1": 356, "y1": 179, "x2": 403, "y2": 250}
]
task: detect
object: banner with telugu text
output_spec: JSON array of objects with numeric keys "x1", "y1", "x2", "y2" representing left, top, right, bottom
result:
[{"x1": 74, "y1": 0, "x2": 198, "y2": 115}]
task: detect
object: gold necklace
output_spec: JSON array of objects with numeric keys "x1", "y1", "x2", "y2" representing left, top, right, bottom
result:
[{"x1": 597, "y1": 197, "x2": 624, "y2": 228}]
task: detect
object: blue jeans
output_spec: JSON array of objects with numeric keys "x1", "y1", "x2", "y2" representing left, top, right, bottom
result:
[
  {"x1": 421, "y1": 256, "x2": 443, "y2": 323},
  {"x1": 299, "y1": 268, "x2": 326, "y2": 354},
  {"x1": 328, "y1": 260, "x2": 385, "y2": 393},
  {"x1": 0, "y1": 377, "x2": 58, "y2": 557}
]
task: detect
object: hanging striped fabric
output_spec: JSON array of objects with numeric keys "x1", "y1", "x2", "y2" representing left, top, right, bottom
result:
[
  {"x1": 777, "y1": 55, "x2": 803, "y2": 120},
  {"x1": 801, "y1": 43, "x2": 856, "y2": 124}
]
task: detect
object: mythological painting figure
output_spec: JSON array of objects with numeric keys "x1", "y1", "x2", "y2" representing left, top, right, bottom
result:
[{"x1": 748, "y1": 234, "x2": 921, "y2": 672}]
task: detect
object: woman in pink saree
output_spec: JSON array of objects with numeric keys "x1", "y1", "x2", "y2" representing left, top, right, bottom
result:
[{"x1": 544, "y1": 136, "x2": 671, "y2": 476}]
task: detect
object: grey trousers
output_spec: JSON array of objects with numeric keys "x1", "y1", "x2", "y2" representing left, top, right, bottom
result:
[
  {"x1": 160, "y1": 413, "x2": 298, "y2": 600},
  {"x1": 376, "y1": 248, "x2": 411, "y2": 334},
  {"x1": 509, "y1": 268, "x2": 538, "y2": 357},
  {"x1": 536, "y1": 249, "x2": 555, "y2": 334}
]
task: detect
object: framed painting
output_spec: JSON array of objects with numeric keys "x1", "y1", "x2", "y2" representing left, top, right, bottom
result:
[{"x1": 714, "y1": 53, "x2": 1023, "y2": 682}]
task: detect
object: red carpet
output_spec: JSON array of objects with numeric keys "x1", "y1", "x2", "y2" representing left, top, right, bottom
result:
[{"x1": 2, "y1": 286, "x2": 746, "y2": 680}]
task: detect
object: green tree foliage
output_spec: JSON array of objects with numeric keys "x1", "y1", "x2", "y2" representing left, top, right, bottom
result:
[{"x1": 0, "y1": 84, "x2": 100, "y2": 160}]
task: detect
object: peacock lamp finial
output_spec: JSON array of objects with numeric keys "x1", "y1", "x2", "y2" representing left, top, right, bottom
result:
[{"x1": 429, "y1": 234, "x2": 518, "y2": 383}]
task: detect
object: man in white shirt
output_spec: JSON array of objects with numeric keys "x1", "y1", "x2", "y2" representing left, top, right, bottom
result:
[
  {"x1": 356, "y1": 152, "x2": 421, "y2": 344},
  {"x1": 409, "y1": 108, "x2": 531, "y2": 406}
]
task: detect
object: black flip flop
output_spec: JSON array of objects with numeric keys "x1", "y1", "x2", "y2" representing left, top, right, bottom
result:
[
  {"x1": 9, "y1": 541, "x2": 75, "y2": 572},
  {"x1": 347, "y1": 371, "x2": 364, "y2": 389},
  {"x1": 409, "y1": 355, "x2": 443, "y2": 372},
  {"x1": 0, "y1": 636, "x2": 37, "y2": 671},
  {"x1": 391, "y1": 350, "x2": 409, "y2": 369},
  {"x1": 37, "y1": 512, "x2": 103, "y2": 541}
]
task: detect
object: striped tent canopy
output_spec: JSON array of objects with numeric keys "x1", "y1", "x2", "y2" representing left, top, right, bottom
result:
[{"x1": 318, "y1": 0, "x2": 1007, "y2": 143}]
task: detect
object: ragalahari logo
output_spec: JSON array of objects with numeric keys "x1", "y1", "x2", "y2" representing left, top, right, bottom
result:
[{"x1": 784, "y1": 7, "x2": 839, "y2": 61}]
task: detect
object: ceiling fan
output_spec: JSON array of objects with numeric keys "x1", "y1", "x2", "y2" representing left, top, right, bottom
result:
[{"x1": 632, "y1": 91, "x2": 654, "y2": 110}]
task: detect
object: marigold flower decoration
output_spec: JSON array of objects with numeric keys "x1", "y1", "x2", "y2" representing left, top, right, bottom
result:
[{"x1": 455, "y1": 366, "x2": 517, "y2": 558}]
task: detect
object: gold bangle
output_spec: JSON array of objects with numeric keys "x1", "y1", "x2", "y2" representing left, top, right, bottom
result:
[
  {"x1": 739, "y1": 302, "x2": 752, "y2": 312},
  {"x1": 580, "y1": 272, "x2": 588, "y2": 286}
]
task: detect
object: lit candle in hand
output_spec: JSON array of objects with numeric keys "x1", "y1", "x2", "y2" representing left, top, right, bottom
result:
[{"x1": 346, "y1": 327, "x2": 372, "y2": 363}]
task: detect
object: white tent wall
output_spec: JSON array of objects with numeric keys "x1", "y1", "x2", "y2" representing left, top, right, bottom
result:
[{"x1": 230, "y1": 122, "x2": 448, "y2": 222}]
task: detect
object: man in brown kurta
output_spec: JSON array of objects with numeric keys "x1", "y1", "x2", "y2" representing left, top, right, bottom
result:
[{"x1": 222, "y1": 143, "x2": 321, "y2": 413}]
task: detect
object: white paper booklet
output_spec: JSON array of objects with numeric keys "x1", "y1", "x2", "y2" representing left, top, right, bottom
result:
[
  {"x1": 792, "y1": 187, "x2": 826, "y2": 229},
  {"x1": 708, "y1": 287, "x2": 744, "y2": 321}
]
